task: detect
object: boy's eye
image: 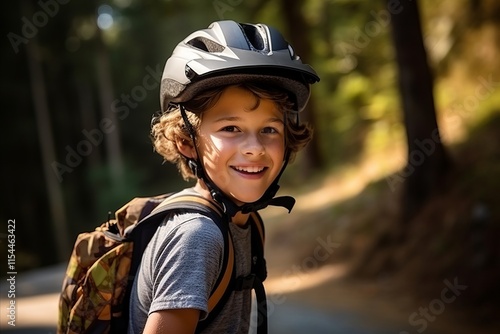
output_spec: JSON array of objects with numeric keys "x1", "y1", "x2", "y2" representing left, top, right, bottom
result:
[
  {"x1": 218, "y1": 125, "x2": 281, "y2": 134},
  {"x1": 221, "y1": 126, "x2": 239, "y2": 132},
  {"x1": 262, "y1": 127, "x2": 279, "y2": 134}
]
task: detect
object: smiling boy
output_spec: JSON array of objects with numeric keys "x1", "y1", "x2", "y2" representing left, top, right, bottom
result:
[
  {"x1": 185, "y1": 85, "x2": 288, "y2": 218},
  {"x1": 128, "y1": 20, "x2": 319, "y2": 334}
]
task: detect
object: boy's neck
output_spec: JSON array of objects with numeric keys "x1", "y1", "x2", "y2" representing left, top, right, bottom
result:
[{"x1": 193, "y1": 181, "x2": 250, "y2": 227}]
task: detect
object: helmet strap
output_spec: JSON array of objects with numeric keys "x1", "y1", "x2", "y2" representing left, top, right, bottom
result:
[{"x1": 187, "y1": 158, "x2": 204, "y2": 179}]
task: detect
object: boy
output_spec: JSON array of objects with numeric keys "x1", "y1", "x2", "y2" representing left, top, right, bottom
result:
[{"x1": 128, "y1": 20, "x2": 319, "y2": 333}]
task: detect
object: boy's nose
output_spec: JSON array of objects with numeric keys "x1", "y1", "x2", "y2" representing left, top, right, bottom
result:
[{"x1": 242, "y1": 134, "x2": 265, "y2": 156}]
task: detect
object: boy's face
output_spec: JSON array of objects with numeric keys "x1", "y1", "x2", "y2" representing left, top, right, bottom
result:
[{"x1": 197, "y1": 85, "x2": 286, "y2": 205}]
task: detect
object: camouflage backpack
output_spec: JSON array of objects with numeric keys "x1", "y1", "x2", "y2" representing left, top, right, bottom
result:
[{"x1": 57, "y1": 190, "x2": 267, "y2": 334}]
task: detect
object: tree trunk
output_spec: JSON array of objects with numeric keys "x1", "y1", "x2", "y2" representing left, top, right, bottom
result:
[
  {"x1": 95, "y1": 31, "x2": 125, "y2": 186},
  {"x1": 279, "y1": 0, "x2": 324, "y2": 174},
  {"x1": 77, "y1": 80, "x2": 102, "y2": 168},
  {"x1": 26, "y1": 35, "x2": 71, "y2": 261},
  {"x1": 389, "y1": 0, "x2": 451, "y2": 222}
]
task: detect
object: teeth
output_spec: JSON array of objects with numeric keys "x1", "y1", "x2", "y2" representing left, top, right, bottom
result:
[{"x1": 234, "y1": 166, "x2": 265, "y2": 173}]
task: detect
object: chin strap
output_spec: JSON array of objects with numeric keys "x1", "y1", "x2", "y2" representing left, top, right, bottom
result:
[
  {"x1": 214, "y1": 181, "x2": 295, "y2": 217},
  {"x1": 241, "y1": 194, "x2": 295, "y2": 214},
  {"x1": 180, "y1": 104, "x2": 295, "y2": 217}
]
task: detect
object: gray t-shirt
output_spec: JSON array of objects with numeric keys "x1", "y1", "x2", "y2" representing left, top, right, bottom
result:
[{"x1": 128, "y1": 198, "x2": 253, "y2": 333}]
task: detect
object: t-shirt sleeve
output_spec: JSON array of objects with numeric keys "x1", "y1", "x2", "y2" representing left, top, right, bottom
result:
[{"x1": 148, "y1": 214, "x2": 225, "y2": 320}]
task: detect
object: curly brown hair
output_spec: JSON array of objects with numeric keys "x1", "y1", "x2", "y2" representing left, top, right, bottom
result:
[{"x1": 151, "y1": 82, "x2": 313, "y2": 181}]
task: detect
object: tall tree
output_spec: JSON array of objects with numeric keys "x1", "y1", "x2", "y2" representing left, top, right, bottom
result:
[
  {"x1": 388, "y1": 0, "x2": 450, "y2": 223},
  {"x1": 23, "y1": 4, "x2": 71, "y2": 260},
  {"x1": 95, "y1": 29, "x2": 125, "y2": 187},
  {"x1": 278, "y1": 0, "x2": 324, "y2": 174}
]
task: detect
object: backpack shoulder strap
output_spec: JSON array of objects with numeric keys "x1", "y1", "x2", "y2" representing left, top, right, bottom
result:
[
  {"x1": 141, "y1": 191, "x2": 225, "y2": 223},
  {"x1": 247, "y1": 212, "x2": 266, "y2": 281},
  {"x1": 251, "y1": 211, "x2": 268, "y2": 334},
  {"x1": 151, "y1": 193, "x2": 235, "y2": 316},
  {"x1": 122, "y1": 191, "x2": 234, "y2": 329},
  {"x1": 250, "y1": 212, "x2": 265, "y2": 247}
]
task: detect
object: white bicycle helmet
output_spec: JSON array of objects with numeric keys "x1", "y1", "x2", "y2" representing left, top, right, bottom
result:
[{"x1": 160, "y1": 20, "x2": 319, "y2": 112}]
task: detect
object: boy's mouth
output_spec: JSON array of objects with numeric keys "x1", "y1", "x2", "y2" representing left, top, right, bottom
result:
[{"x1": 231, "y1": 166, "x2": 267, "y2": 174}]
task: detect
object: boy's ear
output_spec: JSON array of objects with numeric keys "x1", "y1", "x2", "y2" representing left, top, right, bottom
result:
[{"x1": 176, "y1": 138, "x2": 197, "y2": 159}]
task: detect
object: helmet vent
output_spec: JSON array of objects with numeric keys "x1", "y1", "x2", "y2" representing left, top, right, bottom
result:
[
  {"x1": 187, "y1": 37, "x2": 225, "y2": 53},
  {"x1": 241, "y1": 24, "x2": 266, "y2": 51}
]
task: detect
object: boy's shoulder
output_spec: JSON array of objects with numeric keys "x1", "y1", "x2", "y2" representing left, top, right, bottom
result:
[
  {"x1": 147, "y1": 187, "x2": 228, "y2": 248},
  {"x1": 154, "y1": 209, "x2": 226, "y2": 245}
]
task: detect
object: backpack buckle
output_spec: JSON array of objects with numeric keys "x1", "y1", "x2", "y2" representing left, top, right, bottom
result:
[{"x1": 235, "y1": 273, "x2": 256, "y2": 291}]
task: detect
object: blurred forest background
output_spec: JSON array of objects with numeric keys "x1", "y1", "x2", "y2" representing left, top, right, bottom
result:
[{"x1": 2, "y1": 0, "x2": 500, "y2": 331}]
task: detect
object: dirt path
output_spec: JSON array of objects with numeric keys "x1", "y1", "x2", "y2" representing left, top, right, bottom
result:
[
  {"x1": 264, "y1": 260, "x2": 500, "y2": 334},
  {"x1": 0, "y1": 263, "x2": 380, "y2": 334},
  {"x1": 1, "y1": 261, "x2": 498, "y2": 334},
  {"x1": 0, "y1": 265, "x2": 430, "y2": 334},
  {"x1": 0, "y1": 263, "x2": 410, "y2": 334}
]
